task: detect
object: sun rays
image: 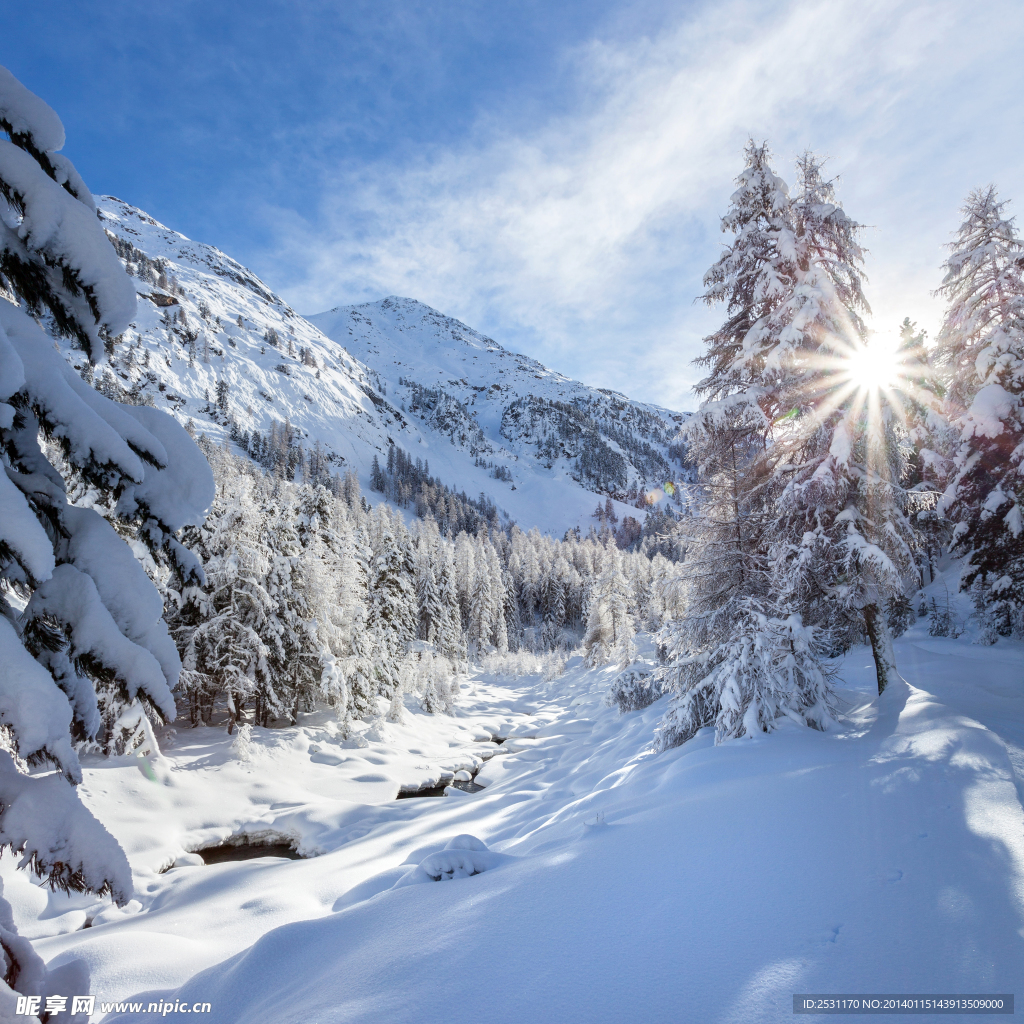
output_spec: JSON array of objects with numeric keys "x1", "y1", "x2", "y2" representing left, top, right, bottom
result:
[{"x1": 776, "y1": 327, "x2": 929, "y2": 439}]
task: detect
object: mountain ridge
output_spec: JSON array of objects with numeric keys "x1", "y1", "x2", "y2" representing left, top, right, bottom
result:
[{"x1": 77, "y1": 197, "x2": 691, "y2": 535}]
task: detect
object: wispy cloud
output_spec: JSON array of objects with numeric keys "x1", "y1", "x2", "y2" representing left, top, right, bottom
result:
[{"x1": 259, "y1": 0, "x2": 1024, "y2": 410}]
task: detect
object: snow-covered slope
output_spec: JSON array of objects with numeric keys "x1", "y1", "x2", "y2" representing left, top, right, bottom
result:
[
  {"x1": 309, "y1": 297, "x2": 691, "y2": 524},
  {"x1": 89, "y1": 198, "x2": 397, "y2": 474},
  {"x1": 23, "y1": 626, "x2": 1024, "y2": 1022},
  {"x1": 73, "y1": 199, "x2": 689, "y2": 535}
]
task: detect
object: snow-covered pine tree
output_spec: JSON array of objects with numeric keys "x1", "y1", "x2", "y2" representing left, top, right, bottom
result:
[
  {"x1": 656, "y1": 598, "x2": 837, "y2": 748},
  {"x1": 485, "y1": 543, "x2": 509, "y2": 652},
  {"x1": 668, "y1": 141, "x2": 792, "y2": 652},
  {"x1": 765, "y1": 152, "x2": 917, "y2": 693},
  {"x1": 300, "y1": 488, "x2": 375, "y2": 727},
  {"x1": 502, "y1": 566, "x2": 521, "y2": 652},
  {"x1": 366, "y1": 509, "x2": 417, "y2": 699},
  {"x1": 656, "y1": 143, "x2": 838, "y2": 745},
  {"x1": 174, "y1": 459, "x2": 273, "y2": 729},
  {"x1": 582, "y1": 549, "x2": 635, "y2": 667},
  {"x1": 435, "y1": 545, "x2": 466, "y2": 666},
  {"x1": 468, "y1": 557, "x2": 493, "y2": 655},
  {"x1": 413, "y1": 523, "x2": 445, "y2": 645},
  {"x1": 261, "y1": 496, "x2": 322, "y2": 724},
  {"x1": 934, "y1": 187, "x2": 1024, "y2": 629},
  {"x1": 0, "y1": 66, "x2": 212, "y2": 1003},
  {"x1": 895, "y1": 318, "x2": 951, "y2": 587}
]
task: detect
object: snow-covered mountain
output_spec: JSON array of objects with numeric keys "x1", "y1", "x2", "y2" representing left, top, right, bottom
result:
[
  {"x1": 309, "y1": 297, "x2": 692, "y2": 526},
  {"x1": 82, "y1": 197, "x2": 690, "y2": 534}
]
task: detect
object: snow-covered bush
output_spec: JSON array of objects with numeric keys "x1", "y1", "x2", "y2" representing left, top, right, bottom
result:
[
  {"x1": 655, "y1": 599, "x2": 837, "y2": 749},
  {"x1": 606, "y1": 667, "x2": 663, "y2": 713},
  {"x1": 927, "y1": 595, "x2": 961, "y2": 638},
  {"x1": 411, "y1": 651, "x2": 457, "y2": 715},
  {"x1": 231, "y1": 722, "x2": 253, "y2": 761},
  {"x1": 108, "y1": 702, "x2": 162, "y2": 758},
  {"x1": 0, "y1": 66, "x2": 212, "y2": 1001}
]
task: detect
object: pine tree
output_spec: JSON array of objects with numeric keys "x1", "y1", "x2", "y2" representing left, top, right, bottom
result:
[
  {"x1": 262, "y1": 497, "x2": 322, "y2": 725},
  {"x1": 485, "y1": 543, "x2": 508, "y2": 652},
  {"x1": 174, "y1": 464, "x2": 274, "y2": 730},
  {"x1": 469, "y1": 560, "x2": 493, "y2": 654},
  {"x1": 656, "y1": 599, "x2": 837, "y2": 748},
  {"x1": 335, "y1": 505, "x2": 376, "y2": 717},
  {"x1": 935, "y1": 187, "x2": 1024, "y2": 623},
  {"x1": 676, "y1": 141, "x2": 794, "y2": 639},
  {"x1": 658, "y1": 145, "x2": 885, "y2": 748},
  {"x1": 366, "y1": 511, "x2": 417, "y2": 698},
  {"x1": 896, "y1": 318, "x2": 951, "y2": 586},
  {"x1": 435, "y1": 545, "x2": 465, "y2": 665},
  {"x1": 0, "y1": 67, "x2": 212, "y2": 999},
  {"x1": 416, "y1": 556, "x2": 443, "y2": 644},
  {"x1": 582, "y1": 551, "x2": 635, "y2": 667},
  {"x1": 765, "y1": 152, "x2": 916, "y2": 693},
  {"x1": 502, "y1": 567, "x2": 521, "y2": 652}
]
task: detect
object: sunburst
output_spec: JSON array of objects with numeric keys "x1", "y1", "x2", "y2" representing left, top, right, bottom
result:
[
  {"x1": 845, "y1": 335, "x2": 904, "y2": 394},
  {"x1": 777, "y1": 325, "x2": 926, "y2": 436}
]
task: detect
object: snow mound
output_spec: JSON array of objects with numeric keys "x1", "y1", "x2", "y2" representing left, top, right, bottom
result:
[{"x1": 393, "y1": 834, "x2": 510, "y2": 886}]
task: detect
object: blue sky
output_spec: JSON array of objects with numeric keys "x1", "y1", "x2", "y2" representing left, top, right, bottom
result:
[{"x1": 7, "y1": 0, "x2": 1024, "y2": 410}]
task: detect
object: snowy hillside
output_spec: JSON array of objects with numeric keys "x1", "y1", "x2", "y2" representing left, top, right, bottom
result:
[
  {"x1": 19, "y1": 621, "x2": 1024, "y2": 1023},
  {"x1": 79, "y1": 200, "x2": 690, "y2": 536},
  {"x1": 310, "y1": 297, "x2": 691, "y2": 527}
]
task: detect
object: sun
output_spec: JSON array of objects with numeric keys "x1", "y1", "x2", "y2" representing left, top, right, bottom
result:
[{"x1": 845, "y1": 335, "x2": 903, "y2": 393}]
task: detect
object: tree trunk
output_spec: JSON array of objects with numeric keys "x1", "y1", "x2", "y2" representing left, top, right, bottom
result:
[{"x1": 863, "y1": 603, "x2": 898, "y2": 695}]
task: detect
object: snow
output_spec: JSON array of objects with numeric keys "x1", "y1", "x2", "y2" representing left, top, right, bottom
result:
[
  {"x1": 0, "y1": 65, "x2": 65, "y2": 152},
  {"x1": 118, "y1": 405, "x2": 215, "y2": 532},
  {"x1": 0, "y1": 751, "x2": 132, "y2": 905},
  {"x1": 311, "y1": 296, "x2": 689, "y2": 533},
  {"x1": 60, "y1": 505, "x2": 183, "y2": 692},
  {"x1": 13, "y1": 590, "x2": 1022, "y2": 1022},
  {"x1": 0, "y1": 318, "x2": 26, "y2": 401},
  {"x1": 0, "y1": 304, "x2": 147, "y2": 484},
  {"x1": 959, "y1": 382, "x2": 1017, "y2": 441},
  {"x1": 0, "y1": 464, "x2": 56, "y2": 583},
  {"x1": 0, "y1": 143, "x2": 136, "y2": 339},
  {"x1": 25, "y1": 565, "x2": 175, "y2": 719},
  {"x1": 0, "y1": 617, "x2": 77, "y2": 772}
]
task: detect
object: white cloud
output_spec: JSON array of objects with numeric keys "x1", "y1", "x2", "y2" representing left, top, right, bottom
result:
[{"x1": 260, "y1": 0, "x2": 1024, "y2": 410}]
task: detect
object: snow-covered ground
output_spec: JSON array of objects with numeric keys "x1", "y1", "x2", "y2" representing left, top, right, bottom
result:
[{"x1": 13, "y1": 603, "x2": 1023, "y2": 1024}]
